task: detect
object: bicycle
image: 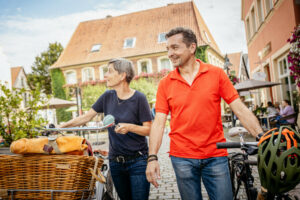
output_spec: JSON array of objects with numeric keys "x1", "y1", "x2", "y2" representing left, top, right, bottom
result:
[
  {"x1": 217, "y1": 127, "x2": 258, "y2": 200},
  {"x1": 93, "y1": 150, "x2": 119, "y2": 200},
  {"x1": 218, "y1": 127, "x2": 300, "y2": 200}
]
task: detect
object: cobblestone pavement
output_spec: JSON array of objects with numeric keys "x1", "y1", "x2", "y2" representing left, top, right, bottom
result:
[
  {"x1": 148, "y1": 131, "x2": 261, "y2": 200},
  {"x1": 89, "y1": 130, "x2": 300, "y2": 200}
]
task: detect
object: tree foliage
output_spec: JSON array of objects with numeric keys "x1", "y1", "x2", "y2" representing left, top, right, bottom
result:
[
  {"x1": 27, "y1": 42, "x2": 63, "y2": 94},
  {"x1": 50, "y1": 69, "x2": 72, "y2": 123},
  {"x1": 81, "y1": 85, "x2": 107, "y2": 110},
  {"x1": 196, "y1": 45, "x2": 208, "y2": 63},
  {"x1": 130, "y1": 78, "x2": 157, "y2": 102},
  {"x1": 0, "y1": 84, "x2": 47, "y2": 146}
]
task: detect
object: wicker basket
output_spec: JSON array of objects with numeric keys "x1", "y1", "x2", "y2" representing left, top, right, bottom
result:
[{"x1": 0, "y1": 154, "x2": 103, "y2": 200}]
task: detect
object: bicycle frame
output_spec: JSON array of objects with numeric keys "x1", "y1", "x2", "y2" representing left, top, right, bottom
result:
[{"x1": 217, "y1": 128, "x2": 258, "y2": 200}]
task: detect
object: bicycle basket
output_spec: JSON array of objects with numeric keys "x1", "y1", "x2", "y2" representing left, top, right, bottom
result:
[{"x1": 0, "y1": 154, "x2": 103, "y2": 200}]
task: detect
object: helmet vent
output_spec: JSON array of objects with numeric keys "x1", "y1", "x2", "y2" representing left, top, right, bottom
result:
[
  {"x1": 271, "y1": 163, "x2": 277, "y2": 176},
  {"x1": 284, "y1": 157, "x2": 288, "y2": 168},
  {"x1": 265, "y1": 150, "x2": 271, "y2": 166},
  {"x1": 262, "y1": 143, "x2": 268, "y2": 153},
  {"x1": 289, "y1": 156, "x2": 296, "y2": 166},
  {"x1": 280, "y1": 171, "x2": 286, "y2": 181},
  {"x1": 276, "y1": 149, "x2": 281, "y2": 157}
]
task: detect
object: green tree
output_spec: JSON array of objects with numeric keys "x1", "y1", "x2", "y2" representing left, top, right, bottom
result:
[
  {"x1": 130, "y1": 78, "x2": 157, "y2": 102},
  {"x1": 0, "y1": 84, "x2": 47, "y2": 146},
  {"x1": 82, "y1": 85, "x2": 107, "y2": 110},
  {"x1": 27, "y1": 42, "x2": 63, "y2": 94},
  {"x1": 195, "y1": 45, "x2": 208, "y2": 63},
  {"x1": 50, "y1": 69, "x2": 72, "y2": 123}
]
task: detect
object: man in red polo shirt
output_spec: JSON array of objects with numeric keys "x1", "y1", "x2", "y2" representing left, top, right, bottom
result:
[{"x1": 146, "y1": 27, "x2": 263, "y2": 200}]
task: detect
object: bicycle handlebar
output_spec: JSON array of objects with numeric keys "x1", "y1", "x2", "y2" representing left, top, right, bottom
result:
[{"x1": 216, "y1": 142, "x2": 258, "y2": 149}]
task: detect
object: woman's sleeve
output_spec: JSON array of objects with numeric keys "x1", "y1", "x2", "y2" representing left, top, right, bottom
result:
[
  {"x1": 92, "y1": 92, "x2": 106, "y2": 113},
  {"x1": 138, "y1": 93, "x2": 153, "y2": 122}
]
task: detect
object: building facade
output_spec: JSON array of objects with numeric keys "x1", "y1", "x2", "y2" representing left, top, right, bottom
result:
[
  {"x1": 10, "y1": 67, "x2": 31, "y2": 109},
  {"x1": 241, "y1": 0, "x2": 300, "y2": 107},
  {"x1": 50, "y1": 1, "x2": 225, "y2": 86}
]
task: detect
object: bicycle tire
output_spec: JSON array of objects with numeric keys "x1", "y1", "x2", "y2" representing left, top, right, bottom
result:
[{"x1": 102, "y1": 170, "x2": 119, "y2": 200}]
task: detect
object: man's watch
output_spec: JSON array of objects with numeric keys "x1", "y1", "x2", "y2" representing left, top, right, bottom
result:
[{"x1": 256, "y1": 132, "x2": 264, "y2": 141}]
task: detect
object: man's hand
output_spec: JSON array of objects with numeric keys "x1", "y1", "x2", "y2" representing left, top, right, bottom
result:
[
  {"x1": 114, "y1": 123, "x2": 131, "y2": 134},
  {"x1": 146, "y1": 160, "x2": 161, "y2": 188}
]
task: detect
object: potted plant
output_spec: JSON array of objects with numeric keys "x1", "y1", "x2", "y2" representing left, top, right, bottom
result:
[
  {"x1": 287, "y1": 25, "x2": 300, "y2": 90},
  {"x1": 0, "y1": 83, "x2": 47, "y2": 152}
]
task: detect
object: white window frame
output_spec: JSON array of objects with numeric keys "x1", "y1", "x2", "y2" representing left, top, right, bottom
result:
[
  {"x1": 246, "y1": 17, "x2": 251, "y2": 41},
  {"x1": 91, "y1": 44, "x2": 102, "y2": 52},
  {"x1": 158, "y1": 33, "x2": 167, "y2": 43},
  {"x1": 99, "y1": 65, "x2": 108, "y2": 80},
  {"x1": 65, "y1": 70, "x2": 77, "y2": 84},
  {"x1": 123, "y1": 37, "x2": 136, "y2": 48},
  {"x1": 265, "y1": 0, "x2": 273, "y2": 14},
  {"x1": 207, "y1": 53, "x2": 212, "y2": 64},
  {"x1": 277, "y1": 54, "x2": 295, "y2": 107},
  {"x1": 81, "y1": 67, "x2": 95, "y2": 82},
  {"x1": 157, "y1": 56, "x2": 173, "y2": 72},
  {"x1": 250, "y1": 7, "x2": 256, "y2": 35},
  {"x1": 137, "y1": 58, "x2": 152, "y2": 74},
  {"x1": 256, "y1": 0, "x2": 264, "y2": 24}
]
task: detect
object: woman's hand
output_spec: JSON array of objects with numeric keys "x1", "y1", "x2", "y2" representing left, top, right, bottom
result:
[{"x1": 114, "y1": 123, "x2": 131, "y2": 134}]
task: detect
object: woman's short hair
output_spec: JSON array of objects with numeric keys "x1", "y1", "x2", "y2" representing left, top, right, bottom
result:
[{"x1": 108, "y1": 58, "x2": 135, "y2": 83}]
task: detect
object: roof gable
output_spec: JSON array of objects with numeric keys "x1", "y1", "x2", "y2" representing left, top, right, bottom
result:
[
  {"x1": 51, "y1": 1, "x2": 221, "y2": 69},
  {"x1": 228, "y1": 52, "x2": 242, "y2": 75},
  {"x1": 11, "y1": 66, "x2": 22, "y2": 88},
  {"x1": 10, "y1": 66, "x2": 29, "y2": 89}
]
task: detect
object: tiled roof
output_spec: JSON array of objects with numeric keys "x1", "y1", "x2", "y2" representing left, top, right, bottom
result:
[
  {"x1": 10, "y1": 66, "x2": 23, "y2": 88},
  {"x1": 228, "y1": 52, "x2": 242, "y2": 75},
  {"x1": 51, "y1": 1, "x2": 221, "y2": 69}
]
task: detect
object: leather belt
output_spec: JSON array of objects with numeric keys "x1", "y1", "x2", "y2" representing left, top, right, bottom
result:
[{"x1": 111, "y1": 152, "x2": 145, "y2": 163}]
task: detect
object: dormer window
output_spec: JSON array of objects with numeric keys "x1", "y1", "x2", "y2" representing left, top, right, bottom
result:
[
  {"x1": 158, "y1": 33, "x2": 167, "y2": 43},
  {"x1": 91, "y1": 44, "x2": 101, "y2": 52},
  {"x1": 123, "y1": 38, "x2": 136, "y2": 48}
]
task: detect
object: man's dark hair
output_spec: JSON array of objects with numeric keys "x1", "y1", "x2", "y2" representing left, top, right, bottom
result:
[
  {"x1": 267, "y1": 101, "x2": 274, "y2": 107},
  {"x1": 166, "y1": 27, "x2": 197, "y2": 54}
]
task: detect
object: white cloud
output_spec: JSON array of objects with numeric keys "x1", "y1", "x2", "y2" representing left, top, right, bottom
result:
[
  {"x1": 0, "y1": 0, "x2": 247, "y2": 84},
  {"x1": 0, "y1": 46, "x2": 12, "y2": 87}
]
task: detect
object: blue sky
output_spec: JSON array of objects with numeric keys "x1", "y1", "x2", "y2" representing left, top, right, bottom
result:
[{"x1": 0, "y1": 0, "x2": 247, "y2": 86}]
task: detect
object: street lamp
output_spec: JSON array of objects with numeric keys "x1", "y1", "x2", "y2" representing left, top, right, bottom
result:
[{"x1": 223, "y1": 54, "x2": 233, "y2": 75}]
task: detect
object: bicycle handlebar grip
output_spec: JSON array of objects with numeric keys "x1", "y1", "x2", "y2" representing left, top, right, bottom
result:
[
  {"x1": 244, "y1": 160, "x2": 257, "y2": 165},
  {"x1": 216, "y1": 142, "x2": 241, "y2": 149}
]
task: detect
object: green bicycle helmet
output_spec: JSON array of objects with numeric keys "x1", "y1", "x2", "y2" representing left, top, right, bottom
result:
[{"x1": 257, "y1": 126, "x2": 300, "y2": 194}]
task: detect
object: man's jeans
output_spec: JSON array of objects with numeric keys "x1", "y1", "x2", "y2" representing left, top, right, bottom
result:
[
  {"x1": 109, "y1": 155, "x2": 150, "y2": 200},
  {"x1": 170, "y1": 156, "x2": 233, "y2": 200}
]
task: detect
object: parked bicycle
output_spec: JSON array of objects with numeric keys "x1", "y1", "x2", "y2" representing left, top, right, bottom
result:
[
  {"x1": 217, "y1": 127, "x2": 258, "y2": 200},
  {"x1": 93, "y1": 150, "x2": 119, "y2": 200},
  {"x1": 217, "y1": 126, "x2": 300, "y2": 200}
]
